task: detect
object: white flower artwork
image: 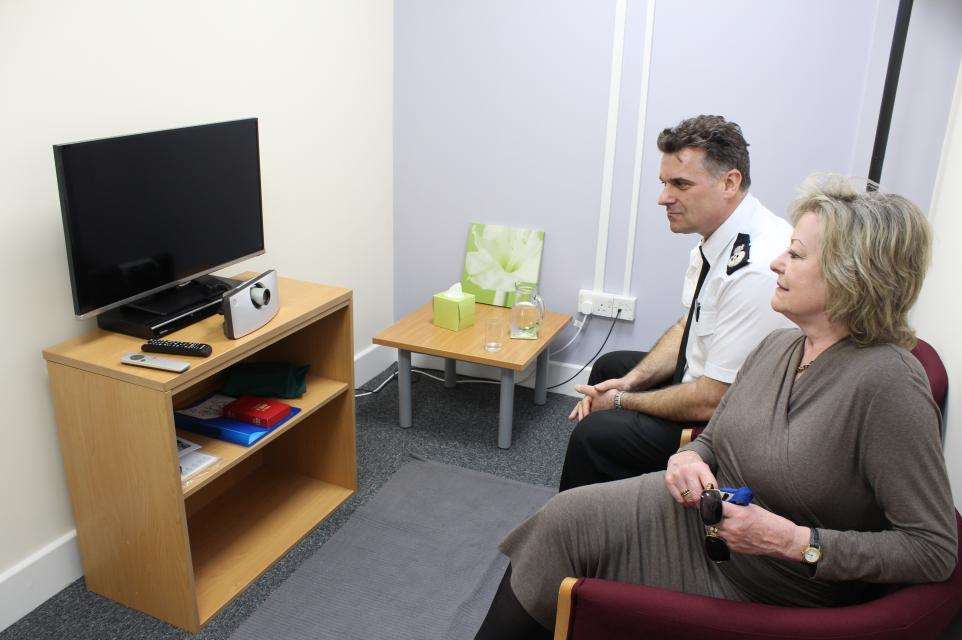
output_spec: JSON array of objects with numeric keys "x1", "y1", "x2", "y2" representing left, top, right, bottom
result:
[{"x1": 461, "y1": 223, "x2": 544, "y2": 307}]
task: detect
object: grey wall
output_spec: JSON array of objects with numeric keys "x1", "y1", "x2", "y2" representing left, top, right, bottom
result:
[{"x1": 394, "y1": 0, "x2": 955, "y2": 367}]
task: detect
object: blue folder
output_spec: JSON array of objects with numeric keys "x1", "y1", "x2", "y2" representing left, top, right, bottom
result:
[{"x1": 174, "y1": 405, "x2": 301, "y2": 447}]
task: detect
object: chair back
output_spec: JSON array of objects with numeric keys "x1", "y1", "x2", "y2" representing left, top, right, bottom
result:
[{"x1": 911, "y1": 338, "x2": 949, "y2": 442}]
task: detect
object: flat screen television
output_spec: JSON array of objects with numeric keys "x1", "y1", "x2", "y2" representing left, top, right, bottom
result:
[{"x1": 53, "y1": 118, "x2": 265, "y2": 320}]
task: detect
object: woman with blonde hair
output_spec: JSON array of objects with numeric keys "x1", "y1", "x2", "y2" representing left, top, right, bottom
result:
[{"x1": 474, "y1": 174, "x2": 957, "y2": 640}]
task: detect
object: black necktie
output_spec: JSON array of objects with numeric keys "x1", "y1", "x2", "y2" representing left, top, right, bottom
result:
[{"x1": 673, "y1": 248, "x2": 710, "y2": 385}]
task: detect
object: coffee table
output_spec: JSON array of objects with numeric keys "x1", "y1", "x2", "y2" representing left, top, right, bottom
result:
[{"x1": 373, "y1": 302, "x2": 570, "y2": 448}]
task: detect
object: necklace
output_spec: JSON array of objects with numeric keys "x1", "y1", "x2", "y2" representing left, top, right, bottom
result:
[{"x1": 796, "y1": 361, "x2": 814, "y2": 373}]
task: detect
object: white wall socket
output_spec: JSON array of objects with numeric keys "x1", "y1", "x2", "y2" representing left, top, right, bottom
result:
[{"x1": 578, "y1": 289, "x2": 636, "y2": 321}]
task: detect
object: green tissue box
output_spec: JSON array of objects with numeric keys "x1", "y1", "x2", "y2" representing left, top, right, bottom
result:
[{"x1": 432, "y1": 291, "x2": 476, "y2": 331}]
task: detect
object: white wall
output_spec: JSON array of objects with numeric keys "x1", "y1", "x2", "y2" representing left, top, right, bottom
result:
[
  {"x1": 916, "y1": 60, "x2": 962, "y2": 510},
  {"x1": 0, "y1": 0, "x2": 393, "y2": 630}
]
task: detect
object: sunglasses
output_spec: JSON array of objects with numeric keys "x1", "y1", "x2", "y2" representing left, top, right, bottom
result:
[{"x1": 700, "y1": 487, "x2": 731, "y2": 563}]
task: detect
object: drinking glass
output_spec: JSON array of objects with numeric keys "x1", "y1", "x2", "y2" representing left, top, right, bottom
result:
[{"x1": 483, "y1": 317, "x2": 503, "y2": 352}]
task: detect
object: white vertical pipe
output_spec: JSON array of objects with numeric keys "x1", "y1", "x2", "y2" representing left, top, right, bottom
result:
[
  {"x1": 593, "y1": 0, "x2": 628, "y2": 292},
  {"x1": 623, "y1": 0, "x2": 657, "y2": 296}
]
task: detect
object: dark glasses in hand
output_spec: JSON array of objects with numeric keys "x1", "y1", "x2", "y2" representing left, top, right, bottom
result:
[{"x1": 700, "y1": 487, "x2": 730, "y2": 563}]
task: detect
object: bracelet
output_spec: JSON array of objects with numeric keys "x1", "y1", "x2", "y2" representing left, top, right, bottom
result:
[{"x1": 614, "y1": 391, "x2": 624, "y2": 410}]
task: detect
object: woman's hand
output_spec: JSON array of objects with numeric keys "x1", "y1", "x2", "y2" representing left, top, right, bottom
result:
[
  {"x1": 664, "y1": 451, "x2": 717, "y2": 506},
  {"x1": 715, "y1": 502, "x2": 810, "y2": 561}
]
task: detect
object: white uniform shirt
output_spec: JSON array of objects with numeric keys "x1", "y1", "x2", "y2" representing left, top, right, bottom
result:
[{"x1": 680, "y1": 193, "x2": 795, "y2": 384}]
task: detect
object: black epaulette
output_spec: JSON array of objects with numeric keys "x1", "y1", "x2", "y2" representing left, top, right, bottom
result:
[{"x1": 726, "y1": 233, "x2": 750, "y2": 275}]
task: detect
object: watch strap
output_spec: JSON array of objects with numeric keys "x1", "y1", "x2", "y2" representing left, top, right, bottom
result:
[{"x1": 614, "y1": 391, "x2": 623, "y2": 410}]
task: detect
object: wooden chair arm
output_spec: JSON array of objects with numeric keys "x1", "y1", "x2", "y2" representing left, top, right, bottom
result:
[
  {"x1": 554, "y1": 577, "x2": 580, "y2": 640},
  {"x1": 678, "y1": 427, "x2": 694, "y2": 449}
]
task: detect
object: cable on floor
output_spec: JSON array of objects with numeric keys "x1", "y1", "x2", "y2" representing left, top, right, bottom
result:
[
  {"x1": 354, "y1": 370, "x2": 399, "y2": 397},
  {"x1": 355, "y1": 367, "x2": 502, "y2": 398}
]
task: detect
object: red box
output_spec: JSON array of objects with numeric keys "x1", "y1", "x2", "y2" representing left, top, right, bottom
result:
[{"x1": 222, "y1": 396, "x2": 293, "y2": 428}]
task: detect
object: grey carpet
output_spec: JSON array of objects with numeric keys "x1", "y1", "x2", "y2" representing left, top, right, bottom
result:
[{"x1": 231, "y1": 457, "x2": 554, "y2": 640}]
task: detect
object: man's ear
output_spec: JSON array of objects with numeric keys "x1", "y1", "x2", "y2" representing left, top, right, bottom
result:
[{"x1": 723, "y1": 169, "x2": 743, "y2": 197}]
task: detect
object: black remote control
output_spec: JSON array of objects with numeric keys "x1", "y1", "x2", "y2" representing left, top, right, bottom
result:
[{"x1": 141, "y1": 339, "x2": 213, "y2": 358}]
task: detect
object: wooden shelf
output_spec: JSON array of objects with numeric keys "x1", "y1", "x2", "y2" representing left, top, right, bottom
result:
[
  {"x1": 42, "y1": 276, "x2": 357, "y2": 632},
  {"x1": 188, "y1": 465, "x2": 353, "y2": 623},
  {"x1": 178, "y1": 374, "x2": 350, "y2": 497}
]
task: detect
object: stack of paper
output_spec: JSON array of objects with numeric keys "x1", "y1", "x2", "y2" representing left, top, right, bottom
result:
[{"x1": 177, "y1": 435, "x2": 219, "y2": 482}]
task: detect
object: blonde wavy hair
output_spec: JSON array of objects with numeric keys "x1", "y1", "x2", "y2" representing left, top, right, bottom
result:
[{"x1": 789, "y1": 174, "x2": 932, "y2": 349}]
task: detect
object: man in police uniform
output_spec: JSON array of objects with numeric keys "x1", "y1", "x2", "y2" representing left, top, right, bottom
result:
[{"x1": 559, "y1": 115, "x2": 793, "y2": 491}]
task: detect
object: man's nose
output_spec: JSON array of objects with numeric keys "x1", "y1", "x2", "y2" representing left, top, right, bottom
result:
[{"x1": 658, "y1": 187, "x2": 673, "y2": 206}]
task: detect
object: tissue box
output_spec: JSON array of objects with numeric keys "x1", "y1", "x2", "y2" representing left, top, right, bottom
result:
[{"x1": 432, "y1": 291, "x2": 476, "y2": 331}]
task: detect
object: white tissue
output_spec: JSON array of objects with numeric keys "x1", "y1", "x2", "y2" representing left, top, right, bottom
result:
[{"x1": 445, "y1": 282, "x2": 466, "y2": 300}]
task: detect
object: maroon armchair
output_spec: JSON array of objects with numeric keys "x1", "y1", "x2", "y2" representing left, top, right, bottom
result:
[{"x1": 555, "y1": 338, "x2": 961, "y2": 640}]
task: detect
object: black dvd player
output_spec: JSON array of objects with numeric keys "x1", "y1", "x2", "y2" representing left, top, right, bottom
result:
[
  {"x1": 96, "y1": 297, "x2": 223, "y2": 339},
  {"x1": 95, "y1": 275, "x2": 243, "y2": 338}
]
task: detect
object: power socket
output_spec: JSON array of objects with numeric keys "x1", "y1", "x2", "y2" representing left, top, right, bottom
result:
[{"x1": 578, "y1": 289, "x2": 636, "y2": 321}]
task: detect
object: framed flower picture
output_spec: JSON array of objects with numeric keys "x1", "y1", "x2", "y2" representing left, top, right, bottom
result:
[{"x1": 461, "y1": 223, "x2": 544, "y2": 307}]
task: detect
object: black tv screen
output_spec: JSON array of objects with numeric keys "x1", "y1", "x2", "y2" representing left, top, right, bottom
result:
[{"x1": 54, "y1": 118, "x2": 265, "y2": 317}]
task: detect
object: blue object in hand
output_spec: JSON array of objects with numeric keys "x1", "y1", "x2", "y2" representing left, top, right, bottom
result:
[{"x1": 720, "y1": 486, "x2": 754, "y2": 506}]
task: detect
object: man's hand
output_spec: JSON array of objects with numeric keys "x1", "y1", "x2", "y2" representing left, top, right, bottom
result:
[
  {"x1": 715, "y1": 502, "x2": 810, "y2": 561},
  {"x1": 593, "y1": 375, "x2": 635, "y2": 393},
  {"x1": 664, "y1": 450, "x2": 716, "y2": 506},
  {"x1": 567, "y1": 385, "x2": 619, "y2": 421}
]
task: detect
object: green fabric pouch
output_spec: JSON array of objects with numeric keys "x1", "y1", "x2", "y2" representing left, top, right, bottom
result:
[{"x1": 221, "y1": 362, "x2": 310, "y2": 398}]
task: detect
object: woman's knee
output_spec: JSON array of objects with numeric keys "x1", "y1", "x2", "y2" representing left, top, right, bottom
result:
[{"x1": 538, "y1": 484, "x2": 599, "y2": 532}]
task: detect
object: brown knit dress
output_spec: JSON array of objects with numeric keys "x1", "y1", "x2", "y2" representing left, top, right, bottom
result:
[{"x1": 499, "y1": 329, "x2": 957, "y2": 628}]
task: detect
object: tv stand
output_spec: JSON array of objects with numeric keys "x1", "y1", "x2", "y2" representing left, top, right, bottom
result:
[
  {"x1": 97, "y1": 275, "x2": 244, "y2": 339},
  {"x1": 43, "y1": 275, "x2": 356, "y2": 632}
]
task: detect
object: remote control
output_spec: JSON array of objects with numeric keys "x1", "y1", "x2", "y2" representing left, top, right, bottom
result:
[
  {"x1": 142, "y1": 339, "x2": 213, "y2": 358},
  {"x1": 120, "y1": 353, "x2": 190, "y2": 373}
]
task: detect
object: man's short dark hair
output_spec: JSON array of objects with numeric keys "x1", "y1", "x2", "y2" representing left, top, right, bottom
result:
[{"x1": 657, "y1": 115, "x2": 751, "y2": 190}]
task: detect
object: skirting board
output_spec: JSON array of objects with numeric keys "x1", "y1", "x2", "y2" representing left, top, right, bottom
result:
[
  {"x1": 354, "y1": 343, "x2": 399, "y2": 389},
  {"x1": 0, "y1": 530, "x2": 82, "y2": 633},
  {"x1": 0, "y1": 345, "x2": 584, "y2": 633},
  {"x1": 354, "y1": 343, "x2": 589, "y2": 398}
]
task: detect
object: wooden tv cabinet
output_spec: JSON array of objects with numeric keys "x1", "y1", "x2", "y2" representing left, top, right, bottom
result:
[{"x1": 42, "y1": 275, "x2": 356, "y2": 632}]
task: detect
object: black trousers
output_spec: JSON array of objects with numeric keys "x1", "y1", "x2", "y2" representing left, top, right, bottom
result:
[{"x1": 558, "y1": 351, "x2": 686, "y2": 492}]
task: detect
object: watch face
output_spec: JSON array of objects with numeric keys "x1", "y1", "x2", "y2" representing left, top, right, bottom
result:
[{"x1": 803, "y1": 547, "x2": 821, "y2": 563}]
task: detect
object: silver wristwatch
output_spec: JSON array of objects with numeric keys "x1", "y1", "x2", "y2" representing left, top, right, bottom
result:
[{"x1": 614, "y1": 391, "x2": 624, "y2": 410}]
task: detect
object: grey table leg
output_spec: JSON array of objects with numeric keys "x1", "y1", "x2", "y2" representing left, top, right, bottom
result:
[
  {"x1": 444, "y1": 358, "x2": 457, "y2": 388},
  {"x1": 398, "y1": 349, "x2": 412, "y2": 428},
  {"x1": 534, "y1": 349, "x2": 549, "y2": 405},
  {"x1": 498, "y1": 368, "x2": 515, "y2": 449}
]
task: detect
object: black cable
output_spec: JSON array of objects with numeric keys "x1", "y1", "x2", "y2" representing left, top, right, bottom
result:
[{"x1": 547, "y1": 310, "x2": 620, "y2": 390}]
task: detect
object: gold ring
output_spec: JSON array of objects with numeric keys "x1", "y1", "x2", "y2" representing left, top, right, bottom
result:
[{"x1": 680, "y1": 488, "x2": 692, "y2": 497}]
